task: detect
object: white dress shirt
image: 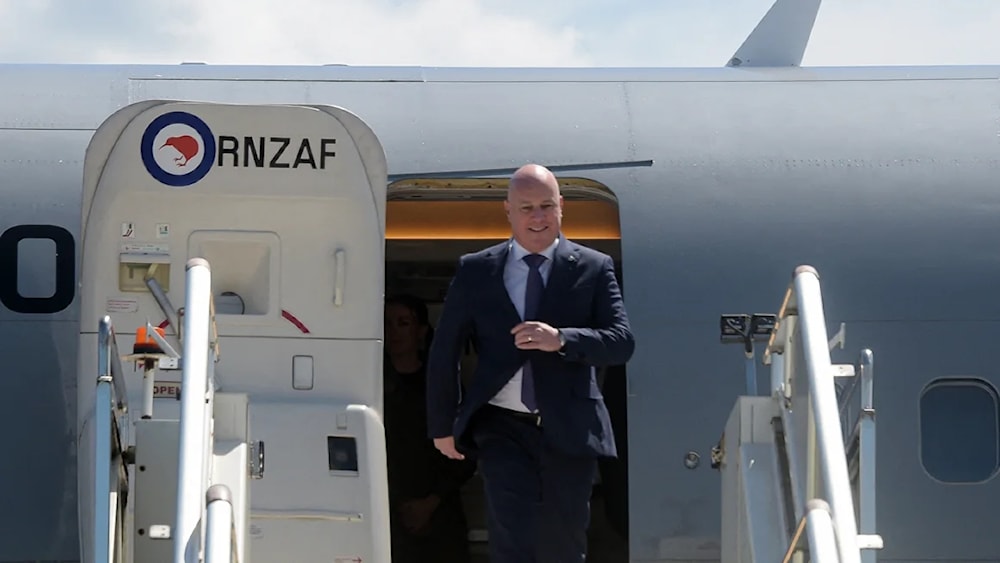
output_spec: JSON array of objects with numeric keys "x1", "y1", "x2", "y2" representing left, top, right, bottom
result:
[{"x1": 489, "y1": 237, "x2": 560, "y2": 413}]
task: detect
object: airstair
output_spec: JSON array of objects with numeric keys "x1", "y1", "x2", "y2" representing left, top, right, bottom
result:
[
  {"x1": 92, "y1": 258, "x2": 249, "y2": 563},
  {"x1": 716, "y1": 266, "x2": 883, "y2": 563}
]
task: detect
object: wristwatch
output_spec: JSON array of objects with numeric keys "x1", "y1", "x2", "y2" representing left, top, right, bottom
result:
[{"x1": 557, "y1": 329, "x2": 567, "y2": 352}]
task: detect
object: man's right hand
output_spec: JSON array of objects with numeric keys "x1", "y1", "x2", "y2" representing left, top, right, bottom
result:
[{"x1": 433, "y1": 436, "x2": 465, "y2": 460}]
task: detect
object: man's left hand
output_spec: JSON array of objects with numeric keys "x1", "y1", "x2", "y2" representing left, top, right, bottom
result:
[{"x1": 512, "y1": 321, "x2": 562, "y2": 352}]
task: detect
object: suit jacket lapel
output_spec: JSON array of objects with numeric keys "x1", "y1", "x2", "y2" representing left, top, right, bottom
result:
[{"x1": 487, "y1": 240, "x2": 522, "y2": 322}]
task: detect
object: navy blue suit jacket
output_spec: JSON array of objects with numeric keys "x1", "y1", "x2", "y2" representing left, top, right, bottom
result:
[{"x1": 426, "y1": 236, "x2": 635, "y2": 459}]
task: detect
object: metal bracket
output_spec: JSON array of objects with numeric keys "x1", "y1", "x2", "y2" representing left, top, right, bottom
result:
[
  {"x1": 710, "y1": 433, "x2": 725, "y2": 470},
  {"x1": 721, "y1": 313, "x2": 778, "y2": 395},
  {"x1": 828, "y1": 322, "x2": 846, "y2": 351},
  {"x1": 250, "y1": 441, "x2": 265, "y2": 479},
  {"x1": 720, "y1": 314, "x2": 777, "y2": 350},
  {"x1": 145, "y1": 320, "x2": 180, "y2": 359}
]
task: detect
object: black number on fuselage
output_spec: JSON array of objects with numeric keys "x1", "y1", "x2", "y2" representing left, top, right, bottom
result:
[{"x1": 0, "y1": 224, "x2": 75, "y2": 314}]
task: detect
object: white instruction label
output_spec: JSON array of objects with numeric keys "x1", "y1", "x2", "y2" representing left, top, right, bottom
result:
[
  {"x1": 121, "y1": 242, "x2": 170, "y2": 254},
  {"x1": 106, "y1": 298, "x2": 138, "y2": 313}
]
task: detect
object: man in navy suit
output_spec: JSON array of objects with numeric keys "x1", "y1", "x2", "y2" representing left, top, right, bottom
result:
[{"x1": 426, "y1": 163, "x2": 635, "y2": 562}]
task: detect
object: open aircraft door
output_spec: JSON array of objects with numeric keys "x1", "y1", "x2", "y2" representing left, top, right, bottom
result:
[{"x1": 77, "y1": 101, "x2": 389, "y2": 562}]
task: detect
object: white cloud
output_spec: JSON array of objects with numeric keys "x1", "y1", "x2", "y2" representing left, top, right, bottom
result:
[
  {"x1": 0, "y1": 0, "x2": 592, "y2": 66},
  {"x1": 600, "y1": 2, "x2": 772, "y2": 67},
  {"x1": 0, "y1": 1, "x2": 181, "y2": 62},
  {"x1": 1, "y1": 0, "x2": 999, "y2": 67},
  {"x1": 567, "y1": 0, "x2": 1000, "y2": 67},
  {"x1": 805, "y1": 0, "x2": 1000, "y2": 66}
]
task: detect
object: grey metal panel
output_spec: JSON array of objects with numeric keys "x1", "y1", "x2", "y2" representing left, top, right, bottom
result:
[
  {"x1": 619, "y1": 77, "x2": 1000, "y2": 323},
  {"x1": 616, "y1": 76, "x2": 1000, "y2": 561},
  {"x1": 130, "y1": 79, "x2": 635, "y2": 177},
  {"x1": 0, "y1": 319, "x2": 80, "y2": 560},
  {"x1": 740, "y1": 444, "x2": 786, "y2": 562},
  {"x1": 834, "y1": 320, "x2": 1000, "y2": 561},
  {"x1": 0, "y1": 66, "x2": 131, "y2": 130},
  {"x1": 0, "y1": 129, "x2": 89, "y2": 322},
  {"x1": 132, "y1": 420, "x2": 179, "y2": 563},
  {"x1": 23, "y1": 61, "x2": 1000, "y2": 83},
  {"x1": 130, "y1": 64, "x2": 428, "y2": 82},
  {"x1": 0, "y1": 129, "x2": 88, "y2": 561}
]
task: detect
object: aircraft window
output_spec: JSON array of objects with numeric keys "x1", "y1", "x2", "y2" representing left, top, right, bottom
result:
[{"x1": 920, "y1": 378, "x2": 1000, "y2": 483}]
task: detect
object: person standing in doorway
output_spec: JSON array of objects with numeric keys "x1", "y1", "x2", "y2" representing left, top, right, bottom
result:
[
  {"x1": 426, "y1": 163, "x2": 635, "y2": 562},
  {"x1": 384, "y1": 294, "x2": 475, "y2": 563}
]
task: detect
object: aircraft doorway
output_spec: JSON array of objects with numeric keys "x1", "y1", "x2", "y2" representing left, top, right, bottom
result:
[{"x1": 384, "y1": 177, "x2": 629, "y2": 562}]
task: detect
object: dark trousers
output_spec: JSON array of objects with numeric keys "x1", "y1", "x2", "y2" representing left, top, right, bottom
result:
[{"x1": 471, "y1": 405, "x2": 598, "y2": 563}]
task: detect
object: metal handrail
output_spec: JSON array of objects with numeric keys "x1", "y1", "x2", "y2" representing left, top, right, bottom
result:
[
  {"x1": 205, "y1": 485, "x2": 239, "y2": 563},
  {"x1": 146, "y1": 273, "x2": 180, "y2": 340},
  {"x1": 100, "y1": 316, "x2": 129, "y2": 414},
  {"x1": 209, "y1": 287, "x2": 220, "y2": 361},
  {"x1": 766, "y1": 266, "x2": 865, "y2": 562},
  {"x1": 852, "y1": 351, "x2": 877, "y2": 563},
  {"x1": 173, "y1": 258, "x2": 216, "y2": 563},
  {"x1": 805, "y1": 500, "x2": 841, "y2": 563},
  {"x1": 782, "y1": 499, "x2": 841, "y2": 563},
  {"x1": 791, "y1": 266, "x2": 862, "y2": 563},
  {"x1": 94, "y1": 315, "x2": 130, "y2": 563}
]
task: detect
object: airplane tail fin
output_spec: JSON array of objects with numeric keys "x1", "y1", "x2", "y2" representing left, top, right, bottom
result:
[{"x1": 726, "y1": 0, "x2": 822, "y2": 67}]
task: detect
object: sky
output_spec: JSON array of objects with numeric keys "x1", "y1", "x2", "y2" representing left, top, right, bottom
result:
[{"x1": 1, "y1": 0, "x2": 1000, "y2": 68}]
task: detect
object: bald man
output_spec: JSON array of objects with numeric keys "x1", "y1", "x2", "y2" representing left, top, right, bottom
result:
[{"x1": 426, "y1": 164, "x2": 635, "y2": 562}]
